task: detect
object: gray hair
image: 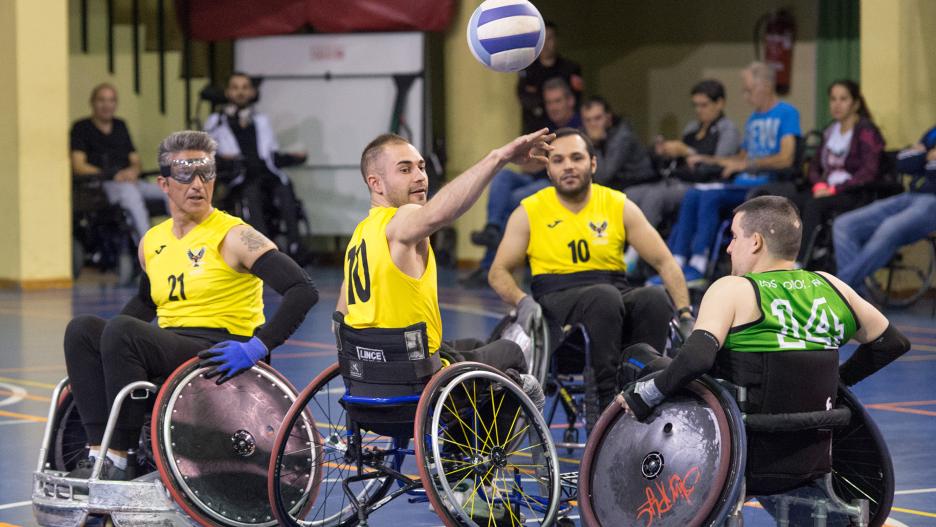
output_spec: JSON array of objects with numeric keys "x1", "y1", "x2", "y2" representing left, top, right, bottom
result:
[
  {"x1": 542, "y1": 77, "x2": 573, "y2": 97},
  {"x1": 157, "y1": 131, "x2": 217, "y2": 167},
  {"x1": 745, "y1": 61, "x2": 776, "y2": 88}
]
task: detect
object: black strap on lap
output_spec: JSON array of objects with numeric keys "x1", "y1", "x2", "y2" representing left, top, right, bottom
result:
[
  {"x1": 531, "y1": 270, "x2": 631, "y2": 300},
  {"x1": 333, "y1": 312, "x2": 440, "y2": 386}
]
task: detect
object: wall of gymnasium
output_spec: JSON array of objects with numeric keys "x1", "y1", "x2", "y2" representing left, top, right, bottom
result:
[
  {"x1": 68, "y1": 0, "x2": 203, "y2": 172},
  {"x1": 0, "y1": 0, "x2": 70, "y2": 286},
  {"x1": 861, "y1": 0, "x2": 936, "y2": 148}
]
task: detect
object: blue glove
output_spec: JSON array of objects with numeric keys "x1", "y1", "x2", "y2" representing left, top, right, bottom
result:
[{"x1": 198, "y1": 336, "x2": 268, "y2": 385}]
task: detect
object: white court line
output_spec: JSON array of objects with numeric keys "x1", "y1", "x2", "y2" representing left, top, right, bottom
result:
[
  {"x1": 895, "y1": 487, "x2": 936, "y2": 495},
  {"x1": 0, "y1": 382, "x2": 27, "y2": 407},
  {"x1": 0, "y1": 499, "x2": 31, "y2": 510}
]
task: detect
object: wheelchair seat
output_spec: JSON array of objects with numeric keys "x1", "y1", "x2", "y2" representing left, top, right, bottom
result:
[{"x1": 333, "y1": 312, "x2": 441, "y2": 438}]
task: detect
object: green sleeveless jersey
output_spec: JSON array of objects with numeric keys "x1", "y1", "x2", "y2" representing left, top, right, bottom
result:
[{"x1": 724, "y1": 269, "x2": 858, "y2": 353}]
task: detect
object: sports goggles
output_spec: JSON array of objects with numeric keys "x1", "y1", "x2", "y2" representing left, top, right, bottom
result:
[{"x1": 160, "y1": 157, "x2": 217, "y2": 184}]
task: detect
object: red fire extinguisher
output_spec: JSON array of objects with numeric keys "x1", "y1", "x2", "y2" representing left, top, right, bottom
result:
[{"x1": 755, "y1": 9, "x2": 796, "y2": 95}]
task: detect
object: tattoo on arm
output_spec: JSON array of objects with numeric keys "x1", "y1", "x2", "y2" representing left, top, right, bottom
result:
[{"x1": 239, "y1": 228, "x2": 267, "y2": 252}]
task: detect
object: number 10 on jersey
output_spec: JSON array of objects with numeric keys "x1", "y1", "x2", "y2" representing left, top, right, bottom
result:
[{"x1": 347, "y1": 241, "x2": 371, "y2": 305}]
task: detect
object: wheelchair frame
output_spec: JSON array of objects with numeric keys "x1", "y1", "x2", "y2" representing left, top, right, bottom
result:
[
  {"x1": 267, "y1": 361, "x2": 564, "y2": 527},
  {"x1": 33, "y1": 360, "x2": 302, "y2": 527}
]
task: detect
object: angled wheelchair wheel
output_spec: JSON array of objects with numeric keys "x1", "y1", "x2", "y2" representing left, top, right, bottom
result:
[
  {"x1": 152, "y1": 358, "x2": 301, "y2": 526},
  {"x1": 830, "y1": 386, "x2": 895, "y2": 527},
  {"x1": 414, "y1": 362, "x2": 561, "y2": 527},
  {"x1": 578, "y1": 376, "x2": 745, "y2": 527},
  {"x1": 49, "y1": 384, "x2": 157, "y2": 475},
  {"x1": 865, "y1": 236, "x2": 936, "y2": 308},
  {"x1": 268, "y1": 362, "x2": 395, "y2": 527},
  {"x1": 49, "y1": 386, "x2": 87, "y2": 471}
]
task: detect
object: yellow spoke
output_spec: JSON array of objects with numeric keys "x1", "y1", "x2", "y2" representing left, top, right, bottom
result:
[
  {"x1": 443, "y1": 396, "x2": 490, "y2": 454},
  {"x1": 490, "y1": 383, "x2": 505, "y2": 447},
  {"x1": 461, "y1": 380, "x2": 497, "y2": 453},
  {"x1": 495, "y1": 467, "x2": 524, "y2": 527},
  {"x1": 501, "y1": 422, "x2": 532, "y2": 450}
]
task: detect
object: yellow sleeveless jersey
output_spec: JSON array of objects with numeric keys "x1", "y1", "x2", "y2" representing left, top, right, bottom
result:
[
  {"x1": 343, "y1": 207, "x2": 443, "y2": 352},
  {"x1": 522, "y1": 184, "x2": 628, "y2": 276},
  {"x1": 142, "y1": 209, "x2": 264, "y2": 336}
]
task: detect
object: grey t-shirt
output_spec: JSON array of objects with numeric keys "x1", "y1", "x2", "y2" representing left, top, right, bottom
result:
[{"x1": 681, "y1": 116, "x2": 742, "y2": 157}]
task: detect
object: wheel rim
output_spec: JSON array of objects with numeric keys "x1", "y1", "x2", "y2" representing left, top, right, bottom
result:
[
  {"x1": 270, "y1": 363, "x2": 394, "y2": 527},
  {"x1": 865, "y1": 238, "x2": 936, "y2": 307},
  {"x1": 578, "y1": 379, "x2": 743, "y2": 527},
  {"x1": 830, "y1": 387, "x2": 894, "y2": 527},
  {"x1": 426, "y1": 368, "x2": 560, "y2": 527},
  {"x1": 153, "y1": 360, "x2": 300, "y2": 526},
  {"x1": 53, "y1": 391, "x2": 88, "y2": 471}
]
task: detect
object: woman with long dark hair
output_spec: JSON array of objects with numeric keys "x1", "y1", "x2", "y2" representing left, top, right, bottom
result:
[{"x1": 799, "y1": 79, "x2": 885, "y2": 266}]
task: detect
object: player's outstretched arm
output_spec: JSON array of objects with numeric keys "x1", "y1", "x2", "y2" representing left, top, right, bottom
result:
[{"x1": 388, "y1": 129, "x2": 554, "y2": 246}]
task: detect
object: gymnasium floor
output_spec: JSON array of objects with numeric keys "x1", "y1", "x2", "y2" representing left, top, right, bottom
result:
[{"x1": 1, "y1": 267, "x2": 934, "y2": 526}]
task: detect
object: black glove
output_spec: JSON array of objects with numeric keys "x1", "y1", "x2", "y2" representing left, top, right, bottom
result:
[
  {"x1": 515, "y1": 295, "x2": 541, "y2": 335},
  {"x1": 620, "y1": 378, "x2": 665, "y2": 422}
]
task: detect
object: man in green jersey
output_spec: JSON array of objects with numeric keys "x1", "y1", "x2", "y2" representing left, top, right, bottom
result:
[{"x1": 620, "y1": 195, "x2": 910, "y2": 493}]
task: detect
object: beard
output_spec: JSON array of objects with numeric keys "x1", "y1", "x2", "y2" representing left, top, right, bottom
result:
[{"x1": 554, "y1": 173, "x2": 591, "y2": 200}]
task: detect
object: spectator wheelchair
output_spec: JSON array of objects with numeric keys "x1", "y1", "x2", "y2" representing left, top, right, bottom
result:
[
  {"x1": 266, "y1": 313, "x2": 564, "y2": 527},
  {"x1": 72, "y1": 172, "x2": 166, "y2": 284},
  {"x1": 32, "y1": 358, "x2": 301, "y2": 526},
  {"x1": 577, "y1": 352, "x2": 894, "y2": 527},
  {"x1": 215, "y1": 156, "x2": 312, "y2": 260}
]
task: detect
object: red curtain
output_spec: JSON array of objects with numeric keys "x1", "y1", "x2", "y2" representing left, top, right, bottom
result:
[{"x1": 180, "y1": 0, "x2": 457, "y2": 41}]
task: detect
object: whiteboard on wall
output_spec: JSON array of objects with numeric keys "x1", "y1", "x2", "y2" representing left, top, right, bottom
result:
[{"x1": 235, "y1": 33, "x2": 425, "y2": 235}]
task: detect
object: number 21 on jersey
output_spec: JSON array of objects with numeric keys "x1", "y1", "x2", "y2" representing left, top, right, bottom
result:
[{"x1": 347, "y1": 240, "x2": 371, "y2": 305}]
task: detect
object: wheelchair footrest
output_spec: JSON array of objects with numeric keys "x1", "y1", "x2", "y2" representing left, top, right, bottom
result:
[{"x1": 33, "y1": 470, "x2": 196, "y2": 527}]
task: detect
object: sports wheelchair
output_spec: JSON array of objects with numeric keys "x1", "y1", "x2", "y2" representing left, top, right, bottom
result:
[
  {"x1": 486, "y1": 308, "x2": 686, "y2": 452},
  {"x1": 578, "y1": 376, "x2": 893, "y2": 527},
  {"x1": 267, "y1": 314, "x2": 563, "y2": 527},
  {"x1": 33, "y1": 358, "x2": 301, "y2": 526}
]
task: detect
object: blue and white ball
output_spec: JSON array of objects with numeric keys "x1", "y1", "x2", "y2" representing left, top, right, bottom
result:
[{"x1": 467, "y1": 0, "x2": 545, "y2": 73}]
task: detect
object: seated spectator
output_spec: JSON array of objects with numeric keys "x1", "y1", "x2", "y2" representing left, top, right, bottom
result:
[
  {"x1": 582, "y1": 96, "x2": 656, "y2": 192},
  {"x1": 797, "y1": 80, "x2": 885, "y2": 265},
  {"x1": 205, "y1": 72, "x2": 309, "y2": 261},
  {"x1": 625, "y1": 79, "x2": 741, "y2": 269},
  {"x1": 648, "y1": 62, "x2": 800, "y2": 285},
  {"x1": 517, "y1": 21, "x2": 585, "y2": 134},
  {"x1": 461, "y1": 78, "x2": 582, "y2": 288},
  {"x1": 833, "y1": 124, "x2": 936, "y2": 291},
  {"x1": 70, "y1": 83, "x2": 165, "y2": 243}
]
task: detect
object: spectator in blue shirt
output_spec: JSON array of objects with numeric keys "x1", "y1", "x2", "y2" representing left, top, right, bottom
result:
[
  {"x1": 648, "y1": 62, "x2": 801, "y2": 285},
  {"x1": 833, "y1": 124, "x2": 936, "y2": 290}
]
